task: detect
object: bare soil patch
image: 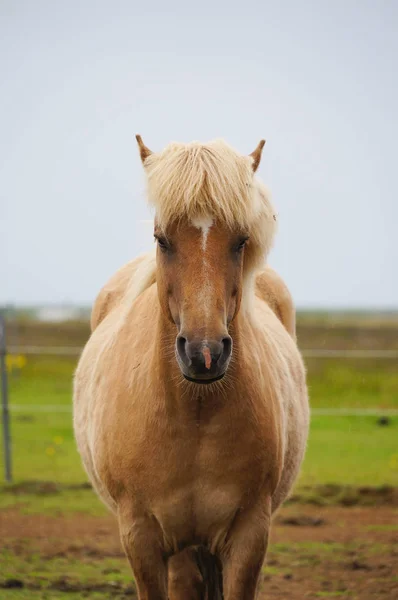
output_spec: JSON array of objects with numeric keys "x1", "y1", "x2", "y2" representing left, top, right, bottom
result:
[{"x1": 1, "y1": 504, "x2": 397, "y2": 598}]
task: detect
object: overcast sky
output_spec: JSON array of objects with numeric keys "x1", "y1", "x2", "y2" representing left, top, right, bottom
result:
[{"x1": 1, "y1": 1, "x2": 397, "y2": 308}]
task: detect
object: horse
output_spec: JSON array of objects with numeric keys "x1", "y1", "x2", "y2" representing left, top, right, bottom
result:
[{"x1": 73, "y1": 136, "x2": 309, "y2": 600}]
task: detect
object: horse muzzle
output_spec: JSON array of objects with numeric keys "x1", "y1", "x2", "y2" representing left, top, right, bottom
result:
[{"x1": 176, "y1": 335, "x2": 232, "y2": 384}]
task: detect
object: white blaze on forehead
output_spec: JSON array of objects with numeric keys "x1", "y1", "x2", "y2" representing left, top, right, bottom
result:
[
  {"x1": 190, "y1": 215, "x2": 213, "y2": 327},
  {"x1": 191, "y1": 215, "x2": 213, "y2": 250}
]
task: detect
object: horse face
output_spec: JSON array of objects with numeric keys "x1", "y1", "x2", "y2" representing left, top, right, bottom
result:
[{"x1": 155, "y1": 217, "x2": 248, "y2": 384}]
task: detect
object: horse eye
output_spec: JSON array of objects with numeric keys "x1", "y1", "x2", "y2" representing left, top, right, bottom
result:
[
  {"x1": 154, "y1": 236, "x2": 170, "y2": 253},
  {"x1": 235, "y1": 237, "x2": 249, "y2": 253}
]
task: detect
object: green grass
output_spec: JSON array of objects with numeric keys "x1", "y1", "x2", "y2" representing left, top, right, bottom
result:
[
  {"x1": 5, "y1": 410, "x2": 86, "y2": 485},
  {"x1": 8, "y1": 356, "x2": 76, "y2": 407},
  {"x1": 1, "y1": 538, "x2": 394, "y2": 599},
  {"x1": 3, "y1": 412, "x2": 398, "y2": 492},
  {"x1": 299, "y1": 415, "x2": 398, "y2": 487},
  {"x1": 0, "y1": 593, "x2": 118, "y2": 600},
  {"x1": 0, "y1": 484, "x2": 107, "y2": 515},
  {"x1": 0, "y1": 548, "x2": 133, "y2": 598},
  {"x1": 307, "y1": 359, "x2": 398, "y2": 409},
  {"x1": 1, "y1": 355, "x2": 398, "y2": 493},
  {"x1": 4, "y1": 357, "x2": 87, "y2": 484},
  {"x1": 1, "y1": 548, "x2": 132, "y2": 585}
]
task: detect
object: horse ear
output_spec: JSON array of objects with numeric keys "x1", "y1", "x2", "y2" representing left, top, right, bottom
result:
[
  {"x1": 249, "y1": 139, "x2": 266, "y2": 173},
  {"x1": 135, "y1": 134, "x2": 153, "y2": 164}
]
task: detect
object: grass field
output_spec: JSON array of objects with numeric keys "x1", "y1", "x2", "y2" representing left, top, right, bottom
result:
[
  {"x1": 3, "y1": 350, "x2": 398, "y2": 489},
  {"x1": 1, "y1": 316, "x2": 398, "y2": 599}
]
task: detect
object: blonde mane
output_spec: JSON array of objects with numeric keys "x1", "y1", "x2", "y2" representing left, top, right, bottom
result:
[{"x1": 144, "y1": 139, "x2": 277, "y2": 269}]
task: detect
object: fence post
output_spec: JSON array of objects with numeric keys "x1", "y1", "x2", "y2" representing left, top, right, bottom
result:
[{"x1": 0, "y1": 313, "x2": 12, "y2": 483}]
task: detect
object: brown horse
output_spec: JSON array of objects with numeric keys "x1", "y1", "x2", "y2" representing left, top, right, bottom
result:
[{"x1": 73, "y1": 137, "x2": 309, "y2": 600}]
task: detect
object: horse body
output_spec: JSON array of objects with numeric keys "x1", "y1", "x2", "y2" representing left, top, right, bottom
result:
[{"x1": 74, "y1": 137, "x2": 309, "y2": 600}]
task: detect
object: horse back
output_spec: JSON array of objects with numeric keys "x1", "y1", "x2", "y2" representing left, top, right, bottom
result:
[
  {"x1": 255, "y1": 266, "x2": 296, "y2": 340},
  {"x1": 90, "y1": 255, "x2": 149, "y2": 332}
]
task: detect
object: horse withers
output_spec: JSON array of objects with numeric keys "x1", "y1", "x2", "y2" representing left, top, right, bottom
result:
[{"x1": 73, "y1": 136, "x2": 309, "y2": 600}]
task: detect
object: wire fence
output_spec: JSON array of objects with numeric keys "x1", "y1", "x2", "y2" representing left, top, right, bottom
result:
[
  {"x1": 4, "y1": 344, "x2": 398, "y2": 417},
  {"x1": 7, "y1": 345, "x2": 398, "y2": 359},
  {"x1": 7, "y1": 404, "x2": 398, "y2": 417},
  {"x1": 2, "y1": 334, "x2": 398, "y2": 482}
]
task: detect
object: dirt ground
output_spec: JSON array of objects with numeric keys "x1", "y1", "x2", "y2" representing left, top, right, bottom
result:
[{"x1": 1, "y1": 503, "x2": 397, "y2": 599}]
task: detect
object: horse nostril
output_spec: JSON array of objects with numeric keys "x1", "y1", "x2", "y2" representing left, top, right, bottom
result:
[
  {"x1": 221, "y1": 336, "x2": 232, "y2": 361},
  {"x1": 177, "y1": 336, "x2": 187, "y2": 352},
  {"x1": 176, "y1": 336, "x2": 189, "y2": 365},
  {"x1": 210, "y1": 343, "x2": 223, "y2": 364}
]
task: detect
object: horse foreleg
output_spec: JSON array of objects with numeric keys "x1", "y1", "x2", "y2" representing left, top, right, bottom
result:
[
  {"x1": 119, "y1": 511, "x2": 168, "y2": 600},
  {"x1": 221, "y1": 501, "x2": 271, "y2": 600}
]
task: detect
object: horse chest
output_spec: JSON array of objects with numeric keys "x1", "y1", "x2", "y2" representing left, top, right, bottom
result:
[
  {"x1": 100, "y1": 390, "x2": 277, "y2": 550},
  {"x1": 138, "y1": 412, "x2": 271, "y2": 547}
]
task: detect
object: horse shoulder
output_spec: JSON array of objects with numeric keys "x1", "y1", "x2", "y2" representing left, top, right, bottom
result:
[
  {"x1": 255, "y1": 266, "x2": 296, "y2": 340},
  {"x1": 90, "y1": 256, "x2": 148, "y2": 332}
]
